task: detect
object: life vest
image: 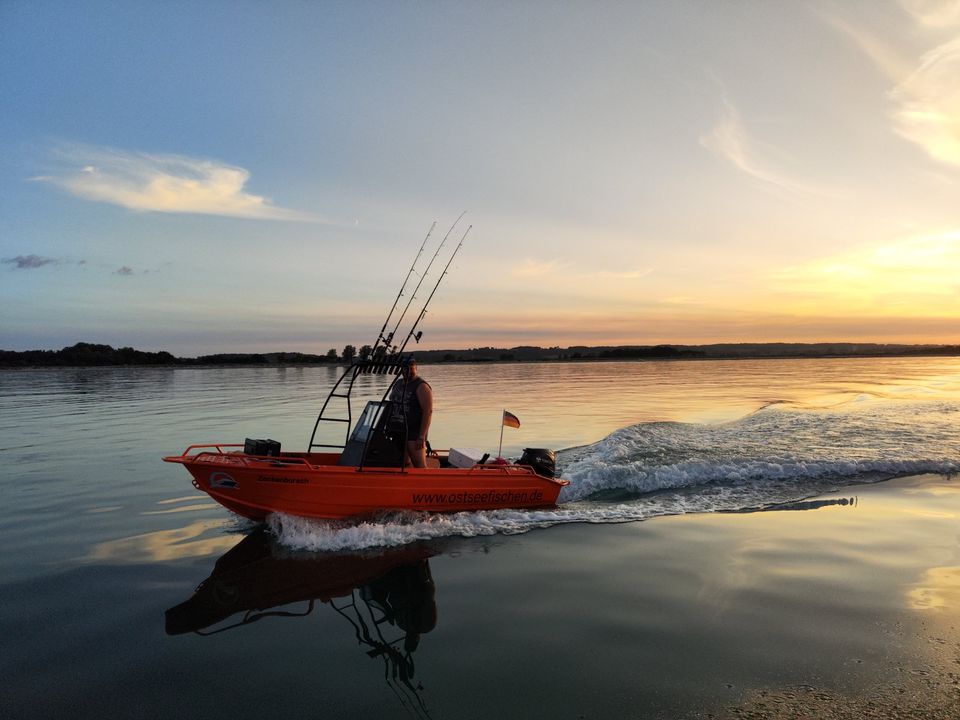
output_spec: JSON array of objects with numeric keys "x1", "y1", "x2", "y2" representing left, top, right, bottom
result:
[{"x1": 390, "y1": 376, "x2": 430, "y2": 435}]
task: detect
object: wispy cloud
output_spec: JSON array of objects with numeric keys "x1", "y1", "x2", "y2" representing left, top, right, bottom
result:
[
  {"x1": 818, "y1": 5, "x2": 960, "y2": 168},
  {"x1": 35, "y1": 144, "x2": 318, "y2": 221},
  {"x1": 891, "y1": 38, "x2": 960, "y2": 166},
  {"x1": 898, "y1": 0, "x2": 960, "y2": 28},
  {"x1": 591, "y1": 268, "x2": 654, "y2": 280},
  {"x1": 817, "y1": 11, "x2": 911, "y2": 82},
  {"x1": 511, "y1": 258, "x2": 571, "y2": 277},
  {"x1": 699, "y1": 99, "x2": 814, "y2": 193},
  {"x1": 507, "y1": 260, "x2": 654, "y2": 287},
  {"x1": 657, "y1": 296, "x2": 708, "y2": 306},
  {"x1": 2, "y1": 254, "x2": 59, "y2": 269}
]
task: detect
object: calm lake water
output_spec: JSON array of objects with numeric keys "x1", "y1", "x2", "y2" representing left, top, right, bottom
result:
[{"x1": 2, "y1": 358, "x2": 959, "y2": 718}]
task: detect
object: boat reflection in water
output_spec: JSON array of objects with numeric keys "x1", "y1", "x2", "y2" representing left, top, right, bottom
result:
[{"x1": 165, "y1": 529, "x2": 439, "y2": 715}]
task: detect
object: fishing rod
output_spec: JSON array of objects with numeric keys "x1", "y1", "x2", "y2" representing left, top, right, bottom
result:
[
  {"x1": 394, "y1": 224, "x2": 471, "y2": 358},
  {"x1": 382, "y1": 211, "x2": 465, "y2": 353},
  {"x1": 368, "y1": 222, "x2": 436, "y2": 358}
]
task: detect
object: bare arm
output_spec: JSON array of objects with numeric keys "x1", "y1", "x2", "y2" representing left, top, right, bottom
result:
[{"x1": 416, "y1": 382, "x2": 433, "y2": 442}]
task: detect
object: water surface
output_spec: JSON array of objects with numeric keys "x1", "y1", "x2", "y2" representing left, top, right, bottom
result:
[{"x1": 2, "y1": 358, "x2": 959, "y2": 718}]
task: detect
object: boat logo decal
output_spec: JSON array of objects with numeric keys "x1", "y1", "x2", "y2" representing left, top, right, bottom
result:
[
  {"x1": 256, "y1": 475, "x2": 308, "y2": 485},
  {"x1": 210, "y1": 472, "x2": 239, "y2": 489}
]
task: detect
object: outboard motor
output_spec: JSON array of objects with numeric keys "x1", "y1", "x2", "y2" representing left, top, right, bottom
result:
[{"x1": 518, "y1": 448, "x2": 556, "y2": 478}]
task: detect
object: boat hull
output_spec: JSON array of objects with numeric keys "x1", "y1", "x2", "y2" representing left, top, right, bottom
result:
[{"x1": 163, "y1": 446, "x2": 568, "y2": 521}]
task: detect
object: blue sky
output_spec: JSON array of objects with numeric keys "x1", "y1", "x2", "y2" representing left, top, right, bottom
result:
[{"x1": 2, "y1": 1, "x2": 959, "y2": 354}]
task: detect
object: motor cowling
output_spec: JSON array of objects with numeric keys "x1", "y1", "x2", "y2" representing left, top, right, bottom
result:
[{"x1": 518, "y1": 448, "x2": 556, "y2": 478}]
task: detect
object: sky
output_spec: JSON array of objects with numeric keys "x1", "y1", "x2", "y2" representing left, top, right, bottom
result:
[{"x1": 2, "y1": 0, "x2": 959, "y2": 355}]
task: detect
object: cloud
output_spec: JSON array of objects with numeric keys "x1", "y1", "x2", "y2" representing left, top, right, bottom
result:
[
  {"x1": 509, "y1": 260, "x2": 653, "y2": 282},
  {"x1": 591, "y1": 268, "x2": 654, "y2": 280},
  {"x1": 35, "y1": 145, "x2": 318, "y2": 221},
  {"x1": 817, "y1": 6, "x2": 960, "y2": 167},
  {"x1": 657, "y1": 296, "x2": 708, "y2": 306},
  {"x1": 2, "y1": 254, "x2": 59, "y2": 269},
  {"x1": 699, "y1": 99, "x2": 814, "y2": 193},
  {"x1": 817, "y1": 11, "x2": 911, "y2": 82},
  {"x1": 511, "y1": 258, "x2": 571, "y2": 277},
  {"x1": 770, "y1": 229, "x2": 960, "y2": 313},
  {"x1": 891, "y1": 38, "x2": 960, "y2": 166},
  {"x1": 898, "y1": 0, "x2": 960, "y2": 28}
]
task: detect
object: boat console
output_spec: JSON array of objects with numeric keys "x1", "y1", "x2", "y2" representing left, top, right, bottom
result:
[{"x1": 338, "y1": 401, "x2": 406, "y2": 468}]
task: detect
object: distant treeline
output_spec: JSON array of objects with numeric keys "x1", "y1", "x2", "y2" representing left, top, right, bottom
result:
[
  {"x1": 0, "y1": 343, "x2": 178, "y2": 367},
  {"x1": 415, "y1": 345, "x2": 707, "y2": 362},
  {"x1": 2, "y1": 341, "x2": 959, "y2": 367},
  {"x1": 190, "y1": 352, "x2": 335, "y2": 365},
  {"x1": 408, "y1": 342, "x2": 960, "y2": 362},
  {"x1": 0, "y1": 343, "x2": 346, "y2": 367}
]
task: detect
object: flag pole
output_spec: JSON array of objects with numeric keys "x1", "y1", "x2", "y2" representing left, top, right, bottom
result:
[{"x1": 498, "y1": 410, "x2": 505, "y2": 459}]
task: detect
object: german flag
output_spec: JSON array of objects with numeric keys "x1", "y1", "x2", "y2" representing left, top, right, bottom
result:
[{"x1": 502, "y1": 410, "x2": 521, "y2": 428}]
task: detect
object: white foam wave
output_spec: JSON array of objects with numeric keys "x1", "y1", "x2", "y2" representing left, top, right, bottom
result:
[
  {"x1": 558, "y1": 457, "x2": 960, "y2": 501},
  {"x1": 268, "y1": 508, "x2": 578, "y2": 552},
  {"x1": 558, "y1": 403, "x2": 960, "y2": 500},
  {"x1": 269, "y1": 501, "x2": 701, "y2": 552}
]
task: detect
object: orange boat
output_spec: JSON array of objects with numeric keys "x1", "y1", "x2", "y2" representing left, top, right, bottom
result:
[
  {"x1": 164, "y1": 359, "x2": 568, "y2": 521},
  {"x1": 163, "y1": 443, "x2": 567, "y2": 521},
  {"x1": 164, "y1": 223, "x2": 568, "y2": 520}
]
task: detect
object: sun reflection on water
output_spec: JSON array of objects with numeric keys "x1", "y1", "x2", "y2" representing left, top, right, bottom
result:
[{"x1": 88, "y1": 520, "x2": 242, "y2": 563}]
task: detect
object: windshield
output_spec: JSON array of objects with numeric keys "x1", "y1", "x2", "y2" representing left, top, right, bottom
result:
[{"x1": 349, "y1": 401, "x2": 388, "y2": 444}]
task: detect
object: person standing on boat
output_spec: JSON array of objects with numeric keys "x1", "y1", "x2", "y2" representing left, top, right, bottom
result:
[{"x1": 391, "y1": 359, "x2": 433, "y2": 467}]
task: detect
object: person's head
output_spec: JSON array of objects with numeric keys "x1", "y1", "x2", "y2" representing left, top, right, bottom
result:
[{"x1": 401, "y1": 359, "x2": 418, "y2": 381}]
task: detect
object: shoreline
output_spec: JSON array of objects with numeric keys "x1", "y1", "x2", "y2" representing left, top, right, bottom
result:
[
  {"x1": 4, "y1": 341, "x2": 960, "y2": 369},
  {"x1": 4, "y1": 350, "x2": 960, "y2": 370}
]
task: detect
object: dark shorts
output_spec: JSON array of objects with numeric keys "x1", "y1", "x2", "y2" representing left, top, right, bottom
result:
[{"x1": 403, "y1": 413, "x2": 422, "y2": 439}]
